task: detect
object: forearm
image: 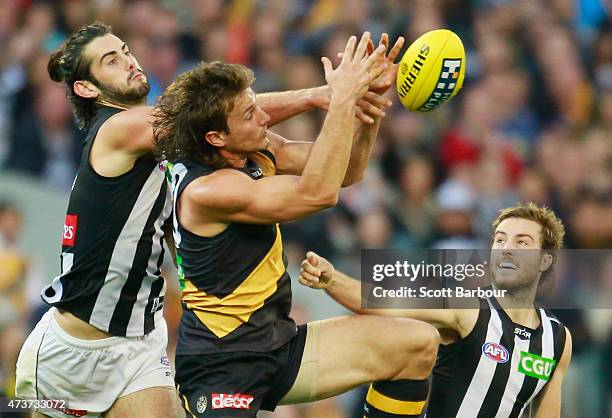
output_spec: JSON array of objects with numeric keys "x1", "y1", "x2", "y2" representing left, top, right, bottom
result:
[
  {"x1": 342, "y1": 116, "x2": 381, "y2": 186},
  {"x1": 298, "y1": 96, "x2": 356, "y2": 197},
  {"x1": 257, "y1": 86, "x2": 329, "y2": 126},
  {"x1": 326, "y1": 270, "x2": 367, "y2": 313}
]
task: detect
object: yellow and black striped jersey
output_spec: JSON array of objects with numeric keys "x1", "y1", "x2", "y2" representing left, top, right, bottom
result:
[{"x1": 170, "y1": 151, "x2": 296, "y2": 354}]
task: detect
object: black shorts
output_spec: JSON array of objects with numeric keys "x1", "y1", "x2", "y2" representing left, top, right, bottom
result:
[{"x1": 176, "y1": 325, "x2": 307, "y2": 417}]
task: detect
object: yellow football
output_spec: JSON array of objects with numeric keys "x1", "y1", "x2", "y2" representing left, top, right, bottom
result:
[{"x1": 396, "y1": 29, "x2": 466, "y2": 112}]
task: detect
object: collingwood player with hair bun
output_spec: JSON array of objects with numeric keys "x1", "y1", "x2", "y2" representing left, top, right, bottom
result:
[
  {"x1": 13, "y1": 21, "x2": 386, "y2": 418},
  {"x1": 300, "y1": 203, "x2": 572, "y2": 418}
]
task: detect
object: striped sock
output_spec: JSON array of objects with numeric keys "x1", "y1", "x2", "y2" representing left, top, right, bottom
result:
[{"x1": 363, "y1": 379, "x2": 429, "y2": 418}]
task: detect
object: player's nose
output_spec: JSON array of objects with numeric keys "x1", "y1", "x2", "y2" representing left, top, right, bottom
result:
[{"x1": 258, "y1": 107, "x2": 270, "y2": 125}]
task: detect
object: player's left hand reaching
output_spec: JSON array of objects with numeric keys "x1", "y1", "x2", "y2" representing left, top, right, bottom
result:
[
  {"x1": 367, "y1": 33, "x2": 405, "y2": 95},
  {"x1": 299, "y1": 251, "x2": 335, "y2": 289},
  {"x1": 348, "y1": 33, "x2": 405, "y2": 122}
]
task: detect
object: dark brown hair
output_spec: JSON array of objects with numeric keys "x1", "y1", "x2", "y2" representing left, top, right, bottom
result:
[
  {"x1": 153, "y1": 61, "x2": 254, "y2": 166},
  {"x1": 47, "y1": 22, "x2": 111, "y2": 129}
]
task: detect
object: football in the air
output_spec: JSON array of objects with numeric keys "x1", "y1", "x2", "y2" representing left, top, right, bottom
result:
[{"x1": 396, "y1": 29, "x2": 466, "y2": 112}]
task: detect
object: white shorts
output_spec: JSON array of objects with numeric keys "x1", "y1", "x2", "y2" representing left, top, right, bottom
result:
[{"x1": 15, "y1": 308, "x2": 174, "y2": 417}]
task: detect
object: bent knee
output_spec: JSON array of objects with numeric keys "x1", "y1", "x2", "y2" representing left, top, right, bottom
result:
[
  {"x1": 407, "y1": 323, "x2": 439, "y2": 378},
  {"x1": 393, "y1": 321, "x2": 440, "y2": 380}
]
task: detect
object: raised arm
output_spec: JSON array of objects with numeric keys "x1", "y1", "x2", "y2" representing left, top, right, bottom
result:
[
  {"x1": 256, "y1": 86, "x2": 329, "y2": 127},
  {"x1": 342, "y1": 34, "x2": 404, "y2": 184},
  {"x1": 265, "y1": 34, "x2": 403, "y2": 185},
  {"x1": 185, "y1": 33, "x2": 386, "y2": 225},
  {"x1": 264, "y1": 90, "x2": 387, "y2": 186}
]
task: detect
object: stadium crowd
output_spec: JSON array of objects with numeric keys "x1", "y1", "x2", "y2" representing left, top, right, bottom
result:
[{"x1": 0, "y1": 0, "x2": 610, "y2": 417}]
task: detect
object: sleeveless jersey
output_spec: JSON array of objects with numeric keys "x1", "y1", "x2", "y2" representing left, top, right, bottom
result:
[
  {"x1": 427, "y1": 297, "x2": 567, "y2": 418},
  {"x1": 41, "y1": 106, "x2": 172, "y2": 337},
  {"x1": 170, "y1": 152, "x2": 296, "y2": 355}
]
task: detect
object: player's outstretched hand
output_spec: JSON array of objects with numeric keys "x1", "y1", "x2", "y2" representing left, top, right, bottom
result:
[
  {"x1": 314, "y1": 89, "x2": 392, "y2": 124},
  {"x1": 337, "y1": 33, "x2": 405, "y2": 96},
  {"x1": 369, "y1": 33, "x2": 404, "y2": 95},
  {"x1": 299, "y1": 251, "x2": 335, "y2": 289},
  {"x1": 322, "y1": 32, "x2": 387, "y2": 104}
]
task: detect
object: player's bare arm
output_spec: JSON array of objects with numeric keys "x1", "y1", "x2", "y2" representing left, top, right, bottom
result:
[
  {"x1": 265, "y1": 34, "x2": 404, "y2": 183},
  {"x1": 181, "y1": 33, "x2": 385, "y2": 228},
  {"x1": 91, "y1": 87, "x2": 391, "y2": 179},
  {"x1": 532, "y1": 328, "x2": 573, "y2": 418},
  {"x1": 299, "y1": 250, "x2": 479, "y2": 342}
]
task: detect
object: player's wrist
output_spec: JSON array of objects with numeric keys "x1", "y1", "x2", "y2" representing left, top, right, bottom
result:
[
  {"x1": 329, "y1": 93, "x2": 359, "y2": 110},
  {"x1": 308, "y1": 85, "x2": 331, "y2": 110}
]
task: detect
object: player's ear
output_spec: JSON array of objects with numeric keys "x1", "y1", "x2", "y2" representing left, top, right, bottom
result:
[
  {"x1": 73, "y1": 80, "x2": 100, "y2": 99},
  {"x1": 204, "y1": 131, "x2": 225, "y2": 148},
  {"x1": 539, "y1": 252, "x2": 553, "y2": 273}
]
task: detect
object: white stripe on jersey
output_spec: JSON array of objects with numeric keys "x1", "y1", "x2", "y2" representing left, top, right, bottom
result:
[
  {"x1": 494, "y1": 334, "x2": 531, "y2": 417},
  {"x1": 89, "y1": 167, "x2": 166, "y2": 333},
  {"x1": 455, "y1": 299, "x2": 504, "y2": 417},
  {"x1": 521, "y1": 308, "x2": 556, "y2": 415},
  {"x1": 125, "y1": 182, "x2": 172, "y2": 335},
  {"x1": 170, "y1": 163, "x2": 188, "y2": 246}
]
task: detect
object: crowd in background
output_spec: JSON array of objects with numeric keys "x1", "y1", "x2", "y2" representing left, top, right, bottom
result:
[{"x1": 0, "y1": 0, "x2": 610, "y2": 417}]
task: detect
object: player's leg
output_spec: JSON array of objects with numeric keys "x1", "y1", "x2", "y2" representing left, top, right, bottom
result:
[
  {"x1": 104, "y1": 387, "x2": 183, "y2": 418},
  {"x1": 279, "y1": 315, "x2": 439, "y2": 416},
  {"x1": 104, "y1": 319, "x2": 180, "y2": 418}
]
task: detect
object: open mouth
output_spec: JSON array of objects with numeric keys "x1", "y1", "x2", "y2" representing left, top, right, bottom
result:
[{"x1": 498, "y1": 262, "x2": 518, "y2": 270}]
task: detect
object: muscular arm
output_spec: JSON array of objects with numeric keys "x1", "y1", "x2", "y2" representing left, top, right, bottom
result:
[
  {"x1": 319, "y1": 267, "x2": 462, "y2": 331},
  {"x1": 183, "y1": 34, "x2": 385, "y2": 226},
  {"x1": 267, "y1": 89, "x2": 389, "y2": 184},
  {"x1": 256, "y1": 86, "x2": 329, "y2": 127},
  {"x1": 532, "y1": 328, "x2": 573, "y2": 418},
  {"x1": 341, "y1": 113, "x2": 381, "y2": 185},
  {"x1": 185, "y1": 92, "x2": 357, "y2": 225}
]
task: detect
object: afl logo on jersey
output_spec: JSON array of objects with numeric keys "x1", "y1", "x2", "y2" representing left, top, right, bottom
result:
[{"x1": 482, "y1": 342, "x2": 510, "y2": 363}]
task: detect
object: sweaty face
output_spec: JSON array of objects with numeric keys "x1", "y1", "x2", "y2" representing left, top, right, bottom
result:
[
  {"x1": 83, "y1": 34, "x2": 150, "y2": 106},
  {"x1": 222, "y1": 88, "x2": 270, "y2": 154},
  {"x1": 490, "y1": 218, "x2": 550, "y2": 291}
]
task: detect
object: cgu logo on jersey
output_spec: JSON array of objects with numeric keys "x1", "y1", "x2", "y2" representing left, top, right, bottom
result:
[
  {"x1": 62, "y1": 214, "x2": 78, "y2": 246},
  {"x1": 482, "y1": 342, "x2": 510, "y2": 363},
  {"x1": 211, "y1": 393, "x2": 254, "y2": 410},
  {"x1": 519, "y1": 352, "x2": 556, "y2": 381}
]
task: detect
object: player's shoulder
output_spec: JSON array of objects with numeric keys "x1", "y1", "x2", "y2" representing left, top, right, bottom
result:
[
  {"x1": 539, "y1": 307, "x2": 566, "y2": 329},
  {"x1": 97, "y1": 106, "x2": 154, "y2": 149},
  {"x1": 101, "y1": 106, "x2": 153, "y2": 131},
  {"x1": 182, "y1": 167, "x2": 253, "y2": 207}
]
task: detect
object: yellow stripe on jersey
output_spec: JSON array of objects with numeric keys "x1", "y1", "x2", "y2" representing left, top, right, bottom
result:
[
  {"x1": 366, "y1": 386, "x2": 426, "y2": 415},
  {"x1": 250, "y1": 151, "x2": 276, "y2": 177},
  {"x1": 182, "y1": 224, "x2": 285, "y2": 338}
]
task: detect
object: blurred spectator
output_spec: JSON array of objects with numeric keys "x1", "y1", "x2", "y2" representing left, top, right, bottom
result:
[
  {"x1": 5, "y1": 78, "x2": 83, "y2": 191},
  {"x1": 0, "y1": 201, "x2": 28, "y2": 401}
]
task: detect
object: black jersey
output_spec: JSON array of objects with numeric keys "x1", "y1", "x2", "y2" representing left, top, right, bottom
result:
[
  {"x1": 170, "y1": 152, "x2": 296, "y2": 355},
  {"x1": 41, "y1": 106, "x2": 172, "y2": 337},
  {"x1": 427, "y1": 297, "x2": 567, "y2": 418}
]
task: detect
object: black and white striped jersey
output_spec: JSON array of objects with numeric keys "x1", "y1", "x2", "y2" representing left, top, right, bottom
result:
[
  {"x1": 427, "y1": 297, "x2": 567, "y2": 418},
  {"x1": 41, "y1": 106, "x2": 173, "y2": 337}
]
